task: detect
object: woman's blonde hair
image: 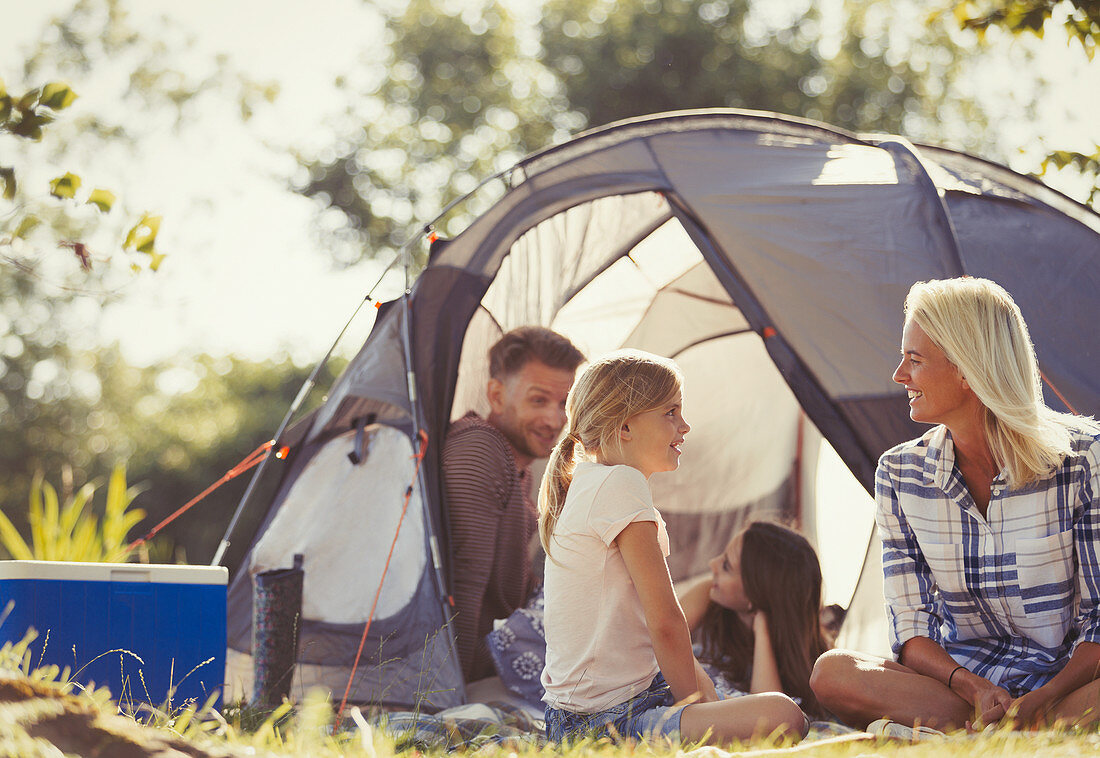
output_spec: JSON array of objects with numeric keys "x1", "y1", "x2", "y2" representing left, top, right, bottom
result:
[
  {"x1": 905, "y1": 277, "x2": 1078, "y2": 489},
  {"x1": 537, "y1": 350, "x2": 683, "y2": 555}
]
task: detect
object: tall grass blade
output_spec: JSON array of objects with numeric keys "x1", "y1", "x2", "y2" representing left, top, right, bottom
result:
[
  {"x1": 0, "y1": 509, "x2": 33, "y2": 559},
  {"x1": 41, "y1": 478, "x2": 60, "y2": 561},
  {"x1": 58, "y1": 481, "x2": 96, "y2": 542},
  {"x1": 71, "y1": 518, "x2": 98, "y2": 562},
  {"x1": 29, "y1": 473, "x2": 46, "y2": 559}
]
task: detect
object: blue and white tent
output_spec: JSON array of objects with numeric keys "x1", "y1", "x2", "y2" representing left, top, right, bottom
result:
[{"x1": 221, "y1": 109, "x2": 1100, "y2": 711}]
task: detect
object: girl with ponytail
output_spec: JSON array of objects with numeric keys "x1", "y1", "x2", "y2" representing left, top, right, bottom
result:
[{"x1": 539, "y1": 350, "x2": 808, "y2": 745}]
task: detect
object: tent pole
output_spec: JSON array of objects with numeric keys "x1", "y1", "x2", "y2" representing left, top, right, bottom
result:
[
  {"x1": 210, "y1": 292, "x2": 375, "y2": 567},
  {"x1": 210, "y1": 237, "x2": 434, "y2": 568},
  {"x1": 397, "y1": 291, "x2": 468, "y2": 703}
]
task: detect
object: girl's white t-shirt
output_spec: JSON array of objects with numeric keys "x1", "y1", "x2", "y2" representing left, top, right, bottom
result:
[{"x1": 540, "y1": 461, "x2": 671, "y2": 712}]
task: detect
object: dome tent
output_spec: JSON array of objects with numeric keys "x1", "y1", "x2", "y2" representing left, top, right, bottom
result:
[{"x1": 221, "y1": 109, "x2": 1100, "y2": 711}]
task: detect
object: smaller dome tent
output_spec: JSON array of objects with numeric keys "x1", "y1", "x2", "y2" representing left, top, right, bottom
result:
[{"x1": 221, "y1": 109, "x2": 1100, "y2": 710}]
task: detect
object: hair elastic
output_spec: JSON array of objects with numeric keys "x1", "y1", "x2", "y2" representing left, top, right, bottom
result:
[{"x1": 947, "y1": 664, "x2": 965, "y2": 690}]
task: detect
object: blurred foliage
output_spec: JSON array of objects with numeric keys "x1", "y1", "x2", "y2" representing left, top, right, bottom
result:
[
  {"x1": 1041, "y1": 149, "x2": 1100, "y2": 206},
  {"x1": 2, "y1": 0, "x2": 276, "y2": 290},
  {"x1": 949, "y1": 0, "x2": 1100, "y2": 205},
  {"x1": 0, "y1": 464, "x2": 144, "y2": 563},
  {"x1": 300, "y1": 0, "x2": 570, "y2": 267},
  {"x1": 0, "y1": 0, "x2": 303, "y2": 569},
  {"x1": 537, "y1": 0, "x2": 925, "y2": 134},
  {"x1": 953, "y1": 0, "x2": 1099, "y2": 57},
  {"x1": 1, "y1": 73, "x2": 165, "y2": 285},
  {"x1": 300, "y1": 0, "x2": 1001, "y2": 266},
  {"x1": 0, "y1": 349, "x2": 343, "y2": 566}
]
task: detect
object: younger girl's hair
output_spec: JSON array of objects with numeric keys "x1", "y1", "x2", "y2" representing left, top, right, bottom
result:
[
  {"x1": 537, "y1": 350, "x2": 683, "y2": 555},
  {"x1": 698, "y1": 521, "x2": 829, "y2": 718},
  {"x1": 905, "y1": 277, "x2": 1083, "y2": 489}
]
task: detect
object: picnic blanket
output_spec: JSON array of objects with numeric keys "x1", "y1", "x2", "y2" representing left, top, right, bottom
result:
[
  {"x1": 484, "y1": 589, "x2": 797, "y2": 709},
  {"x1": 374, "y1": 590, "x2": 860, "y2": 751},
  {"x1": 375, "y1": 700, "x2": 859, "y2": 752},
  {"x1": 376, "y1": 701, "x2": 544, "y2": 752}
]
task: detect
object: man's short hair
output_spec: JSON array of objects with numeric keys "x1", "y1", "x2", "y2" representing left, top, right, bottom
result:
[{"x1": 489, "y1": 327, "x2": 585, "y2": 380}]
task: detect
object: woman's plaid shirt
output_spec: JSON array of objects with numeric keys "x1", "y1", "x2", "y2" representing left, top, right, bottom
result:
[{"x1": 876, "y1": 421, "x2": 1100, "y2": 695}]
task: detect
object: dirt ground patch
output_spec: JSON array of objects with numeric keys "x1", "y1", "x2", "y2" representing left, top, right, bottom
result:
[{"x1": 0, "y1": 671, "x2": 242, "y2": 758}]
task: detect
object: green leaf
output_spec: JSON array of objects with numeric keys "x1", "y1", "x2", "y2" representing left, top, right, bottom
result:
[
  {"x1": 7, "y1": 111, "x2": 53, "y2": 140},
  {"x1": 125, "y1": 213, "x2": 161, "y2": 253},
  {"x1": 0, "y1": 94, "x2": 11, "y2": 124},
  {"x1": 59, "y1": 482, "x2": 96, "y2": 538},
  {"x1": 13, "y1": 214, "x2": 40, "y2": 239},
  {"x1": 105, "y1": 510, "x2": 144, "y2": 556},
  {"x1": 1050, "y1": 150, "x2": 1075, "y2": 169},
  {"x1": 41, "y1": 480, "x2": 59, "y2": 561},
  {"x1": 104, "y1": 464, "x2": 130, "y2": 520},
  {"x1": 147, "y1": 250, "x2": 167, "y2": 271},
  {"x1": 49, "y1": 172, "x2": 82, "y2": 200},
  {"x1": 28, "y1": 475, "x2": 48, "y2": 559},
  {"x1": 0, "y1": 509, "x2": 33, "y2": 560},
  {"x1": 71, "y1": 518, "x2": 98, "y2": 562},
  {"x1": 40, "y1": 82, "x2": 77, "y2": 110},
  {"x1": 16, "y1": 88, "x2": 39, "y2": 112},
  {"x1": 0, "y1": 166, "x2": 14, "y2": 200},
  {"x1": 86, "y1": 188, "x2": 116, "y2": 212}
]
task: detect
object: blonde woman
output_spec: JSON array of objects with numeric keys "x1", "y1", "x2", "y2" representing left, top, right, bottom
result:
[
  {"x1": 539, "y1": 351, "x2": 807, "y2": 745},
  {"x1": 811, "y1": 277, "x2": 1100, "y2": 733}
]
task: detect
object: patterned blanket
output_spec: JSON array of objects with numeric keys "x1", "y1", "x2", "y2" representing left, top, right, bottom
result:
[
  {"x1": 375, "y1": 590, "x2": 859, "y2": 751},
  {"x1": 376, "y1": 701, "x2": 544, "y2": 752}
]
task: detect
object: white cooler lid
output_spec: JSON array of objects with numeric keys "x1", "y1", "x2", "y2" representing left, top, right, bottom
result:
[{"x1": 0, "y1": 560, "x2": 228, "y2": 585}]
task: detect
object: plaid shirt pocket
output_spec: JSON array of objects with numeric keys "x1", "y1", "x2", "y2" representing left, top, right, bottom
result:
[{"x1": 1013, "y1": 529, "x2": 1076, "y2": 647}]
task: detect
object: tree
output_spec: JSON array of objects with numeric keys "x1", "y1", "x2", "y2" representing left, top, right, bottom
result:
[
  {"x1": 0, "y1": 0, "x2": 282, "y2": 561},
  {"x1": 955, "y1": 0, "x2": 1098, "y2": 57},
  {"x1": 1, "y1": 77, "x2": 166, "y2": 278},
  {"x1": 300, "y1": 0, "x2": 572, "y2": 267},
  {"x1": 951, "y1": 0, "x2": 1100, "y2": 205},
  {"x1": 300, "y1": 0, "x2": 992, "y2": 267},
  {"x1": 1, "y1": 72, "x2": 165, "y2": 515},
  {"x1": 537, "y1": 0, "x2": 927, "y2": 133}
]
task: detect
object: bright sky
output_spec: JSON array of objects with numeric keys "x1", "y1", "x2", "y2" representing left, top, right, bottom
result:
[
  {"x1": 3, "y1": 0, "x2": 1099, "y2": 372},
  {"x1": 4, "y1": 0, "x2": 403, "y2": 366}
]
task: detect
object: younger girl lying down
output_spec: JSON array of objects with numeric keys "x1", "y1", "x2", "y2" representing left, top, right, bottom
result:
[{"x1": 679, "y1": 521, "x2": 831, "y2": 719}]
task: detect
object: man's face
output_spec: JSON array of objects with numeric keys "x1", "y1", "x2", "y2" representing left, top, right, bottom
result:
[{"x1": 487, "y1": 359, "x2": 576, "y2": 468}]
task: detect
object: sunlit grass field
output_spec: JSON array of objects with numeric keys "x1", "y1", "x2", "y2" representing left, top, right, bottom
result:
[{"x1": 3, "y1": 631, "x2": 1100, "y2": 757}]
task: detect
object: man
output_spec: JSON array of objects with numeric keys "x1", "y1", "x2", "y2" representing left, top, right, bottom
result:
[{"x1": 443, "y1": 326, "x2": 585, "y2": 682}]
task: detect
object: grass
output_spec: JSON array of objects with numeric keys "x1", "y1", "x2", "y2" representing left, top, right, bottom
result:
[{"x1": 2, "y1": 629, "x2": 1100, "y2": 757}]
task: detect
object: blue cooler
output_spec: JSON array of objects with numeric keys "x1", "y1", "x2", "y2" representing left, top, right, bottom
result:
[{"x1": 0, "y1": 560, "x2": 227, "y2": 709}]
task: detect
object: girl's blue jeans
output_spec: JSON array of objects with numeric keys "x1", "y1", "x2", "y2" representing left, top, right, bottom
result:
[{"x1": 544, "y1": 674, "x2": 685, "y2": 743}]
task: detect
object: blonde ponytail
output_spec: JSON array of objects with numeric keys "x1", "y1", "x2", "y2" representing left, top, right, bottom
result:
[{"x1": 538, "y1": 434, "x2": 578, "y2": 556}]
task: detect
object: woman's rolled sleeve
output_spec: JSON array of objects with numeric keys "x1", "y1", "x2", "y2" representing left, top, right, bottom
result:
[
  {"x1": 1072, "y1": 439, "x2": 1100, "y2": 651},
  {"x1": 876, "y1": 457, "x2": 943, "y2": 655}
]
